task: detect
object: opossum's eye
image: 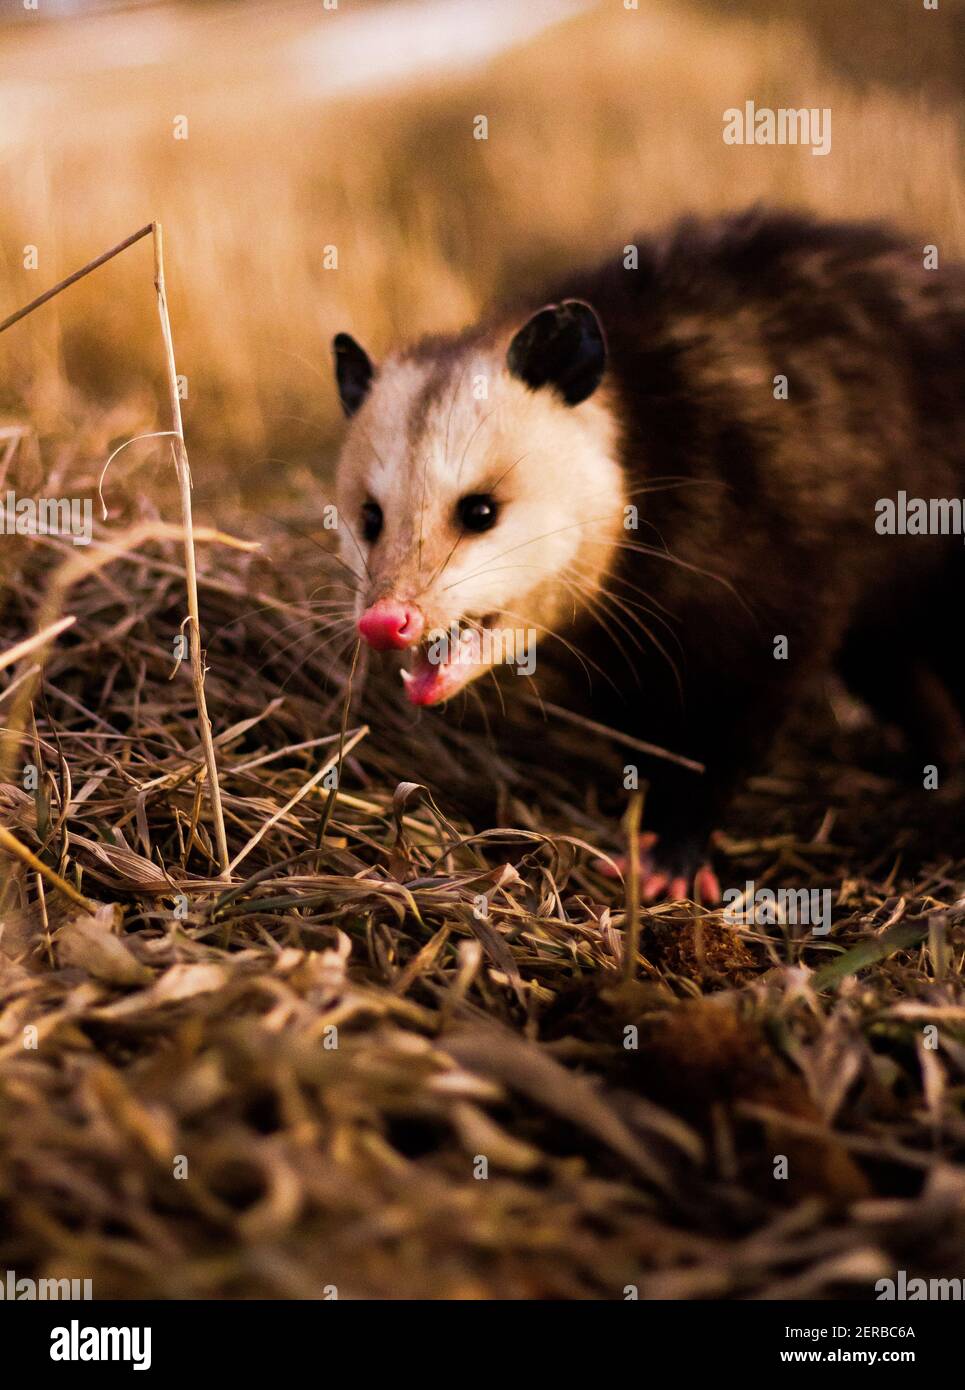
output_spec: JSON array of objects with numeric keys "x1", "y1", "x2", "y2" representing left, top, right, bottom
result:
[
  {"x1": 361, "y1": 500, "x2": 383, "y2": 543},
  {"x1": 457, "y1": 494, "x2": 499, "y2": 534}
]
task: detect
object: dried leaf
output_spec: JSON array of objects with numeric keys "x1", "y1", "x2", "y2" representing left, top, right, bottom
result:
[{"x1": 56, "y1": 902, "x2": 151, "y2": 986}]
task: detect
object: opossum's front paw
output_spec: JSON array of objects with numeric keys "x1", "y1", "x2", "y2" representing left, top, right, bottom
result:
[{"x1": 596, "y1": 831, "x2": 721, "y2": 905}]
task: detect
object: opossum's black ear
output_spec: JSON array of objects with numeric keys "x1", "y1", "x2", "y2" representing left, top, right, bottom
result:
[
  {"x1": 332, "y1": 333, "x2": 374, "y2": 417},
  {"x1": 506, "y1": 299, "x2": 605, "y2": 406}
]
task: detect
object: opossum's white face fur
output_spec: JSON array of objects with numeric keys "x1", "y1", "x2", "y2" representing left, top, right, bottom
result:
[{"x1": 332, "y1": 300, "x2": 625, "y2": 706}]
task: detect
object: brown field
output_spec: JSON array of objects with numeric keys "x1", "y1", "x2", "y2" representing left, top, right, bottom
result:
[
  {"x1": 1, "y1": 0, "x2": 963, "y2": 475},
  {"x1": 1, "y1": 0, "x2": 964, "y2": 1301}
]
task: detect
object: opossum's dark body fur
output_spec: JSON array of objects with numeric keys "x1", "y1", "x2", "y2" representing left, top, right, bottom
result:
[{"x1": 521, "y1": 210, "x2": 965, "y2": 873}]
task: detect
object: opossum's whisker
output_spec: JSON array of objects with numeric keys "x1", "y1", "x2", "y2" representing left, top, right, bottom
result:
[
  {"x1": 422, "y1": 531, "x2": 464, "y2": 595},
  {"x1": 487, "y1": 452, "x2": 528, "y2": 492},
  {"x1": 276, "y1": 601, "x2": 356, "y2": 620},
  {"x1": 441, "y1": 559, "x2": 619, "y2": 616},
  {"x1": 256, "y1": 613, "x2": 353, "y2": 666},
  {"x1": 444, "y1": 498, "x2": 738, "y2": 601},
  {"x1": 271, "y1": 346, "x2": 331, "y2": 385},
  {"x1": 520, "y1": 670, "x2": 546, "y2": 721},
  {"x1": 484, "y1": 663, "x2": 508, "y2": 720},
  {"x1": 263, "y1": 416, "x2": 329, "y2": 440},
  {"x1": 592, "y1": 582, "x2": 679, "y2": 646},
  {"x1": 304, "y1": 603, "x2": 355, "y2": 619},
  {"x1": 305, "y1": 580, "x2": 356, "y2": 599},
  {"x1": 428, "y1": 359, "x2": 474, "y2": 582},
  {"x1": 457, "y1": 511, "x2": 729, "y2": 614},
  {"x1": 554, "y1": 572, "x2": 646, "y2": 688},
  {"x1": 455, "y1": 406, "x2": 498, "y2": 490},
  {"x1": 464, "y1": 678, "x2": 494, "y2": 738},
  {"x1": 418, "y1": 451, "x2": 430, "y2": 584},
  {"x1": 335, "y1": 512, "x2": 372, "y2": 585},
  {"x1": 492, "y1": 604, "x2": 620, "y2": 700},
  {"x1": 591, "y1": 563, "x2": 681, "y2": 625},
  {"x1": 256, "y1": 612, "x2": 353, "y2": 659},
  {"x1": 324, "y1": 554, "x2": 366, "y2": 588},
  {"x1": 441, "y1": 510, "x2": 621, "y2": 591},
  {"x1": 261, "y1": 619, "x2": 355, "y2": 661},
  {"x1": 424, "y1": 453, "x2": 529, "y2": 593},
  {"x1": 276, "y1": 627, "x2": 359, "y2": 697},
  {"x1": 562, "y1": 571, "x2": 645, "y2": 653},
  {"x1": 567, "y1": 568, "x2": 682, "y2": 697},
  {"x1": 623, "y1": 476, "x2": 730, "y2": 497},
  {"x1": 261, "y1": 609, "x2": 355, "y2": 646},
  {"x1": 321, "y1": 627, "x2": 362, "y2": 666},
  {"x1": 592, "y1": 591, "x2": 680, "y2": 687},
  {"x1": 446, "y1": 572, "x2": 646, "y2": 701},
  {"x1": 207, "y1": 597, "x2": 336, "y2": 646},
  {"x1": 271, "y1": 518, "x2": 367, "y2": 587},
  {"x1": 298, "y1": 617, "x2": 357, "y2": 652},
  {"x1": 353, "y1": 417, "x2": 392, "y2": 477},
  {"x1": 609, "y1": 538, "x2": 751, "y2": 616},
  {"x1": 443, "y1": 359, "x2": 472, "y2": 477},
  {"x1": 567, "y1": 560, "x2": 683, "y2": 647},
  {"x1": 566, "y1": 559, "x2": 685, "y2": 693}
]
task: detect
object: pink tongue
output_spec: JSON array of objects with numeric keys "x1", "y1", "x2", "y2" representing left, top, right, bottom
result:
[{"x1": 404, "y1": 642, "x2": 480, "y2": 706}]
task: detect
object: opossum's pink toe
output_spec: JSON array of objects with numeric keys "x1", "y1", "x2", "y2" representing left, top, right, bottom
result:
[
  {"x1": 668, "y1": 876, "x2": 689, "y2": 903},
  {"x1": 642, "y1": 873, "x2": 669, "y2": 902},
  {"x1": 695, "y1": 866, "x2": 721, "y2": 905}
]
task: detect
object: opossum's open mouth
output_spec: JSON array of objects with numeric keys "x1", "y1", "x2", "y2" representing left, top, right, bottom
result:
[{"x1": 400, "y1": 613, "x2": 499, "y2": 706}]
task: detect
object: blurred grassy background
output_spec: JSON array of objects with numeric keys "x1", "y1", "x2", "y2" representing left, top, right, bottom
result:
[{"x1": 0, "y1": 0, "x2": 962, "y2": 509}]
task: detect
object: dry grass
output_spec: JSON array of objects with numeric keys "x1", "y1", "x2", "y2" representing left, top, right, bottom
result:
[
  {"x1": 1, "y1": 432, "x2": 964, "y2": 1298},
  {"x1": 1, "y1": 0, "x2": 965, "y2": 1299}
]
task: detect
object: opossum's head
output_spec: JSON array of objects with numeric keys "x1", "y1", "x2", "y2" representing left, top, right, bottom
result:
[{"x1": 332, "y1": 301, "x2": 625, "y2": 705}]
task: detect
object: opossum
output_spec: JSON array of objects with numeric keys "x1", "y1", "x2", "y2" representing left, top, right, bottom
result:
[{"x1": 331, "y1": 209, "x2": 965, "y2": 901}]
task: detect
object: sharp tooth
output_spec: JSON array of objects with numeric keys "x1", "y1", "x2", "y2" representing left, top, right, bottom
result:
[{"x1": 400, "y1": 668, "x2": 413, "y2": 685}]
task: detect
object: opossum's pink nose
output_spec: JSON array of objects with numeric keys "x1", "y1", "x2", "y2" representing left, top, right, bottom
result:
[{"x1": 358, "y1": 599, "x2": 425, "y2": 651}]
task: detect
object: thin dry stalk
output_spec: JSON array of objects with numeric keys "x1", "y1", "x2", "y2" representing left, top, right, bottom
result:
[
  {"x1": 152, "y1": 221, "x2": 230, "y2": 876},
  {"x1": 622, "y1": 790, "x2": 643, "y2": 982},
  {"x1": 0, "y1": 224, "x2": 153, "y2": 334},
  {"x1": 523, "y1": 696, "x2": 705, "y2": 775}
]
